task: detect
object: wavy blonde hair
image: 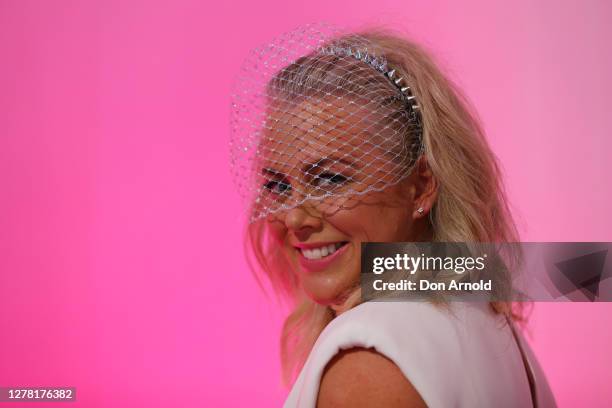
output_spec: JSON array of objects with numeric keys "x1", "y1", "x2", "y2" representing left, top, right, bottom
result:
[{"x1": 242, "y1": 27, "x2": 525, "y2": 385}]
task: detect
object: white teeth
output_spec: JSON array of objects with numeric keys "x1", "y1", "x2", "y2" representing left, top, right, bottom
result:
[{"x1": 300, "y1": 242, "x2": 345, "y2": 260}]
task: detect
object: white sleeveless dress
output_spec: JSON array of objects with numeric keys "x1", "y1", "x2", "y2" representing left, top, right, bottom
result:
[{"x1": 284, "y1": 301, "x2": 556, "y2": 407}]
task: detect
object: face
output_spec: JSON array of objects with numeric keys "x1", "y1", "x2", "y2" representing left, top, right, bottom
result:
[{"x1": 257, "y1": 97, "x2": 431, "y2": 308}]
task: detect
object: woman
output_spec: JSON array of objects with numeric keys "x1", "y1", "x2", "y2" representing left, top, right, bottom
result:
[{"x1": 229, "y1": 23, "x2": 556, "y2": 407}]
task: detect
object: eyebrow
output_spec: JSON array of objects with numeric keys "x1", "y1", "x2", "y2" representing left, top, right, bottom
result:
[
  {"x1": 261, "y1": 167, "x2": 285, "y2": 177},
  {"x1": 262, "y1": 156, "x2": 356, "y2": 177}
]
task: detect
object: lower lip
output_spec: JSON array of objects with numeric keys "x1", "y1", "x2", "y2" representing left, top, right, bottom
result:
[{"x1": 297, "y1": 243, "x2": 350, "y2": 273}]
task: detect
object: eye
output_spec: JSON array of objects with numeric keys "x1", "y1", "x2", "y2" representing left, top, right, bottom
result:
[
  {"x1": 313, "y1": 172, "x2": 348, "y2": 188},
  {"x1": 263, "y1": 178, "x2": 291, "y2": 195}
]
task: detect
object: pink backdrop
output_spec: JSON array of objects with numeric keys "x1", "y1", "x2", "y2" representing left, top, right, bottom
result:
[{"x1": 1, "y1": 0, "x2": 610, "y2": 406}]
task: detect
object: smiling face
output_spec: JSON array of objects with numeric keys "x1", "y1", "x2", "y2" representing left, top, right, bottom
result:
[{"x1": 255, "y1": 97, "x2": 429, "y2": 308}]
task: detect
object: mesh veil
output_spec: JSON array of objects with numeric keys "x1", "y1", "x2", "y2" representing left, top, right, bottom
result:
[{"x1": 229, "y1": 23, "x2": 424, "y2": 223}]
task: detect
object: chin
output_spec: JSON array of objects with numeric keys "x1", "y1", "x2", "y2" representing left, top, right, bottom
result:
[
  {"x1": 290, "y1": 242, "x2": 360, "y2": 306},
  {"x1": 301, "y1": 275, "x2": 355, "y2": 306}
]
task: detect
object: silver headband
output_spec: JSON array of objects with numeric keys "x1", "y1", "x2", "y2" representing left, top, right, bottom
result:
[{"x1": 318, "y1": 44, "x2": 423, "y2": 142}]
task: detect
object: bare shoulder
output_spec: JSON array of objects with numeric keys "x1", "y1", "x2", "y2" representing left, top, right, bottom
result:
[{"x1": 316, "y1": 347, "x2": 427, "y2": 408}]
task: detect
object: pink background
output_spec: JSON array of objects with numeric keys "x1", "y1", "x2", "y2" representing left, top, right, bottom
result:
[{"x1": 1, "y1": 0, "x2": 611, "y2": 406}]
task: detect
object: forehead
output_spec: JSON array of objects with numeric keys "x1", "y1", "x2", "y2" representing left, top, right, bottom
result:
[{"x1": 260, "y1": 97, "x2": 382, "y2": 172}]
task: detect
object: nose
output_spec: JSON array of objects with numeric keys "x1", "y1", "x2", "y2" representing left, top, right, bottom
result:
[{"x1": 281, "y1": 204, "x2": 323, "y2": 240}]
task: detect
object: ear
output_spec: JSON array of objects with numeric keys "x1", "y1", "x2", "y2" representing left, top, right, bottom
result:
[{"x1": 411, "y1": 155, "x2": 438, "y2": 220}]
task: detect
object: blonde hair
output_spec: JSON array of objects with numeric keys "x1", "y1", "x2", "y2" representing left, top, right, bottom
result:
[{"x1": 243, "y1": 27, "x2": 525, "y2": 385}]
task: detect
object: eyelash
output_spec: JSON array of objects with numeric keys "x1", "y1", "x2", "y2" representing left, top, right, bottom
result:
[
  {"x1": 263, "y1": 179, "x2": 291, "y2": 195},
  {"x1": 262, "y1": 172, "x2": 350, "y2": 195},
  {"x1": 313, "y1": 172, "x2": 348, "y2": 187}
]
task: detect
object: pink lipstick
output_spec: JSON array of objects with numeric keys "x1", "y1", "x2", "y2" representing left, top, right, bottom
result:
[{"x1": 296, "y1": 242, "x2": 350, "y2": 273}]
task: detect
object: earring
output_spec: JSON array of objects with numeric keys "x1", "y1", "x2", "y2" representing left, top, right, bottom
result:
[{"x1": 417, "y1": 207, "x2": 424, "y2": 214}]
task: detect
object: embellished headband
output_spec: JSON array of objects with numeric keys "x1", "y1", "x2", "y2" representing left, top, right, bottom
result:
[{"x1": 318, "y1": 44, "x2": 423, "y2": 142}]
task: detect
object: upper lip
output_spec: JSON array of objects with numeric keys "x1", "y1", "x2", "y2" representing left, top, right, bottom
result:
[{"x1": 292, "y1": 241, "x2": 347, "y2": 249}]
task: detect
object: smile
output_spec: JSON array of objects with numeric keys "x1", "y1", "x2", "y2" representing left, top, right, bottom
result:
[
  {"x1": 299, "y1": 242, "x2": 348, "y2": 260},
  {"x1": 294, "y1": 241, "x2": 350, "y2": 273}
]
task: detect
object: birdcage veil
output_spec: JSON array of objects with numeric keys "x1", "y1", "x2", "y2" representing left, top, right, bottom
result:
[{"x1": 229, "y1": 22, "x2": 424, "y2": 223}]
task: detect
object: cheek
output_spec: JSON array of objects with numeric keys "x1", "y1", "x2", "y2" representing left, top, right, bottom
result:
[
  {"x1": 381, "y1": 209, "x2": 414, "y2": 239},
  {"x1": 327, "y1": 203, "x2": 413, "y2": 242},
  {"x1": 324, "y1": 210, "x2": 364, "y2": 239},
  {"x1": 267, "y1": 220, "x2": 284, "y2": 240}
]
